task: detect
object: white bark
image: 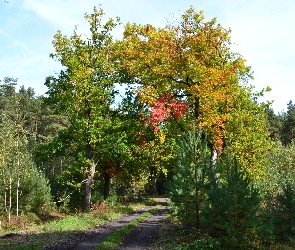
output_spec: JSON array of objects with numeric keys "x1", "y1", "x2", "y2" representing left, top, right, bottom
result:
[
  {"x1": 8, "y1": 177, "x2": 11, "y2": 222},
  {"x1": 16, "y1": 132, "x2": 20, "y2": 218},
  {"x1": 16, "y1": 178, "x2": 19, "y2": 218}
]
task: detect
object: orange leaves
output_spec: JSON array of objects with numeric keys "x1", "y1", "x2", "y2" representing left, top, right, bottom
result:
[
  {"x1": 199, "y1": 112, "x2": 228, "y2": 152},
  {"x1": 105, "y1": 163, "x2": 121, "y2": 177},
  {"x1": 214, "y1": 137, "x2": 224, "y2": 153}
]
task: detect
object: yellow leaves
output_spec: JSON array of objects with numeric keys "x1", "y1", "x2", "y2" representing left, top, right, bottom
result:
[
  {"x1": 158, "y1": 133, "x2": 166, "y2": 144},
  {"x1": 190, "y1": 84, "x2": 201, "y2": 94},
  {"x1": 137, "y1": 85, "x2": 158, "y2": 104}
]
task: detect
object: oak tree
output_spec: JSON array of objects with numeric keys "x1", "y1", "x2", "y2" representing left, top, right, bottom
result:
[{"x1": 45, "y1": 7, "x2": 121, "y2": 211}]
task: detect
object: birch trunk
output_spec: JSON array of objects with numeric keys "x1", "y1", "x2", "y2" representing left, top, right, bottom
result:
[
  {"x1": 16, "y1": 132, "x2": 20, "y2": 218},
  {"x1": 8, "y1": 177, "x2": 11, "y2": 222},
  {"x1": 3, "y1": 170, "x2": 7, "y2": 213},
  {"x1": 16, "y1": 178, "x2": 19, "y2": 218},
  {"x1": 210, "y1": 148, "x2": 219, "y2": 184}
]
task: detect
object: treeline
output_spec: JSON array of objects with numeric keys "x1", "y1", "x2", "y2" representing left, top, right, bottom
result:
[
  {"x1": 0, "y1": 77, "x2": 56, "y2": 219},
  {"x1": 1, "y1": 6, "x2": 295, "y2": 249},
  {"x1": 267, "y1": 102, "x2": 295, "y2": 145}
]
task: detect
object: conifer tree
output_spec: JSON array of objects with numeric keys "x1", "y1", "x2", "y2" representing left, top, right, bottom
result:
[
  {"x1": 168, "y1": 127, "x2": 210, "y2": 229},
  {"x1": 203, "y1": 158, "x2": 260, "y2": 248}
]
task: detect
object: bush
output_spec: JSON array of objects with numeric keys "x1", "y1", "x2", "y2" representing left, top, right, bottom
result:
[
  {"x1": 273, "y1": 183, "x2": 295, "y2": 242},
  {"x1": 203, "y1": 159, "x2": 260, "y2": 249},
  {"x1": 259, "y1": 141, "x2": 295, "y2": 245}
]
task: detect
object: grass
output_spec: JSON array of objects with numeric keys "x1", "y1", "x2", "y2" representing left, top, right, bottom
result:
[
  {"x1": 0, "y1": 200, "x2": 150, "y2": 250},
  {"x1": 96, "y1": 205, "x2": 161, "y2": 250}
]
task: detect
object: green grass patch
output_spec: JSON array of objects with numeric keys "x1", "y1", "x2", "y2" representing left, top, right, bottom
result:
[{"x1": 96, "y1": 205, "x2": 161, "y2": 250}]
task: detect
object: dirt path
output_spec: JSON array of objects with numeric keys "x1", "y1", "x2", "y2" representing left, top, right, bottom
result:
[
  {"x1": 71, "y1": 206, "x2": 153, "y2": 250},
  {"x1": 117, "y1": 201, "x2": 169, "y2": 250},
  {"x1": 72, "y1": 198, "x2": 169, "y2": 250}
]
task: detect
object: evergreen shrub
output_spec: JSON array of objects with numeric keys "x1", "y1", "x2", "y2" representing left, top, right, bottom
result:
[
  {"x1": 168, "y1": 129, "x2": 210, "y2": 228},
  {"x1": 203, "y1": 159, "x2": 260, "y2": 249}
]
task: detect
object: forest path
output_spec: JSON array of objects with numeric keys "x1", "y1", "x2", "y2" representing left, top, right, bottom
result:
[
  {"x1": 117, "y1": 200, "x2": 169, "y2": 250},
  {"x1": 69, "y1": 198, "x2": 169, "y2": 250}
]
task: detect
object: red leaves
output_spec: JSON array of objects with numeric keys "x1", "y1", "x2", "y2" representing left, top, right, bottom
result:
[{"x1": 147, "y1": 94, "x2": 188, "y2": 133}]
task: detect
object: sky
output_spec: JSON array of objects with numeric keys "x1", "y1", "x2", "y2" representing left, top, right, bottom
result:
[{"x1": 0, "y1": 0, "x2": 294, "y2": 113}]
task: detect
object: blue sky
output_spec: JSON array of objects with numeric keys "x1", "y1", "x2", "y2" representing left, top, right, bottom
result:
[{"x1": 0, "y1": 0, "x2": 294, "y2": 113}]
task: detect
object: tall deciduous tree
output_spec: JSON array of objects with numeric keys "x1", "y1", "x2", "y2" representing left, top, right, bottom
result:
[
  {"x1": 117, "y1": 7, "x2": 271, "y2": 176},
  {"x1": 45, "y1": 7, "x2": 121, "y2": 211},
  {"x1": 116, "y1": 7, "x2": 272, "y2": 228}
]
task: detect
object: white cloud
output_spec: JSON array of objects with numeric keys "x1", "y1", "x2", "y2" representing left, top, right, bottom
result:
[{"x1": 0, "y1": 29, "x2": 33, "y2": 53}]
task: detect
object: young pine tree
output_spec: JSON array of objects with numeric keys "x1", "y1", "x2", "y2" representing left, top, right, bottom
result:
[
  {"x1": 168, "y1": 128, "x2": 210, "y2": 229},
  {"x1": 203, "y1": 158, "x2": 260, "y2": 249}
]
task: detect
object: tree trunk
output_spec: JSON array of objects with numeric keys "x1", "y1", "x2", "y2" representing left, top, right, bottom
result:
[
  {"x1": 210, "y1": 147, "x2": 219, "y2": 185},
  {"x1": 16, "y1": 130, "x2": 20, "y2": 218},
  {"x1": 132, "y1": 178, "x2": 136, "y2": 199},
  {"x1": 83, "y1": 160, "x2": 96, "y2": 212},
  {"x1": 3, "y1": 172, "x2": 7, "y2": 213},
  {"x1": 83, "y1": 143, "x2": 96, "y2": 212},
  {"x1": 103, "y1": 172, "x2": 110, "y2": 200},
  {"x1": 16, "y1": 178, "x2": 19, "y2": 218},
  {"x1": 8, "y1": 177, "x2": 11, "y2": 222},
  {"x1": 196, "y1": 186, "x2": 200, "y2": 229}
]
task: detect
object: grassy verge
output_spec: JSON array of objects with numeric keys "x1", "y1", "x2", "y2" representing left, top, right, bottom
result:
[
  {"x1": 96, "y1": 205, "x2": 161, "y2": 250},
  {"x1": 152, "y1": 213, "x2": 224, "y2": 250},
  {"x1": 0, "y1": 201, "x2": 150, "y2": 250}
]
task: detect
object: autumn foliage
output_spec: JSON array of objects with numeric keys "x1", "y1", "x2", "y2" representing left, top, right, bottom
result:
[
  {"x1": 115, "y1": 6, "x2": 272, "y2": 176},
  {"x1": 118, "y1": 8, "x2": 248, "y2": 153},
  {"x1": 146, "y1": 94, "x2": 188, "y2": 133}
]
